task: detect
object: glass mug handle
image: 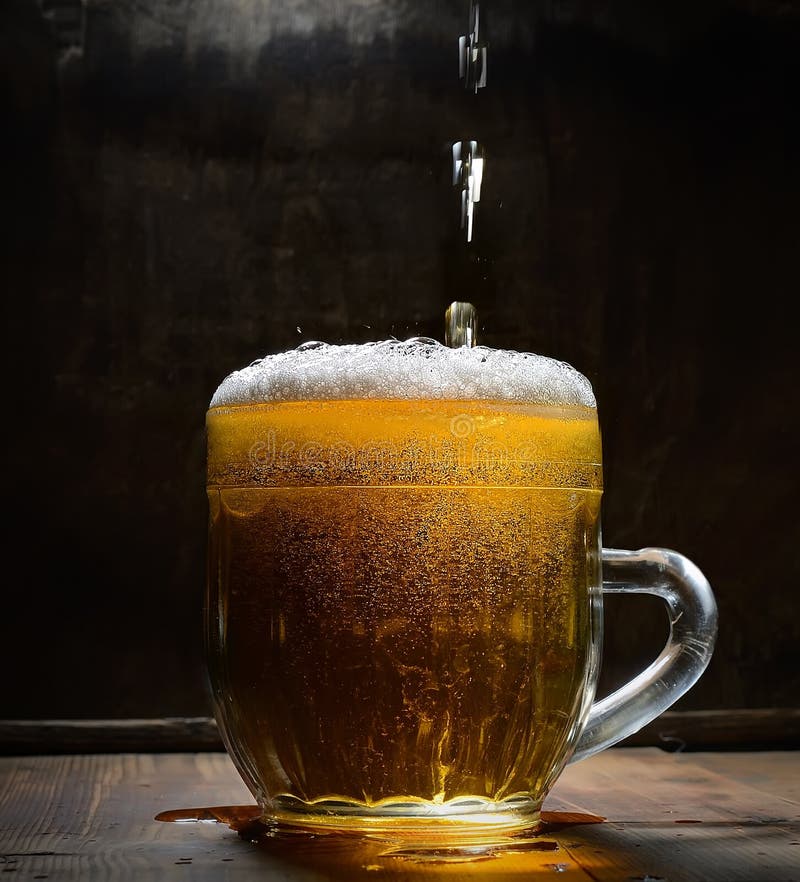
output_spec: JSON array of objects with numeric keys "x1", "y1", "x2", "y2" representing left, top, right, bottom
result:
[{"x1": 570, "y1": 547, "x2": 718, "y2": 764}]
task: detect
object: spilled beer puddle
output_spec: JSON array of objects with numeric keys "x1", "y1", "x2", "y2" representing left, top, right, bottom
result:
[{"x1": 156, "y1": 805, "x2": 604, "y2": 868}]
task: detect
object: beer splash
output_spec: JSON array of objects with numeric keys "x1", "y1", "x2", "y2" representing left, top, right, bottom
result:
[{"x1": 155, "y1": 804, "x2": 604, "y2": 868}]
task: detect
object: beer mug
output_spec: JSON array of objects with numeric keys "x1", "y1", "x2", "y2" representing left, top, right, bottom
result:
[{"x1": 205, "y1": 332, "x2": 717, "y2": 837}]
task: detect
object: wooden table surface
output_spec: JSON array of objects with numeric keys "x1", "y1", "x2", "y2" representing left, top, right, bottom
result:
[{"x1": 1, "y1": 748, "x2": 798, "y2": 881}]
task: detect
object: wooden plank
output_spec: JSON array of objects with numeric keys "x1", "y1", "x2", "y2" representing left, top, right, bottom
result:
[
  {"x1": 0, "y1": 750, "x2": 798, "y2": 880},
  {"x1": 2, "y1": 709, "x2": 799, "y2": 755},
  {"x1": 622, "y1": 708, "x2": 800, "y2": 751},
  {"x1": 550, "y1": 751, "x2": 800, "y2": 882},
  {"x1": 690, "y1": 752, "x2": 800, "y2": 803},
  {"x1": 0, "y1": 718, "x2": 223, "y2": 755}
]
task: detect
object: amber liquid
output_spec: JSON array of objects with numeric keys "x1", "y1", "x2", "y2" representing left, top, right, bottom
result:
[{"x1": 206, "y1": 400, "x2": 602, "y2": 830}]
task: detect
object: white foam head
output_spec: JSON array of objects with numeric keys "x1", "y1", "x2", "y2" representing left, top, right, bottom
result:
[{"x1": 209, "y1": 339, "x2": 596, "y2": 409}]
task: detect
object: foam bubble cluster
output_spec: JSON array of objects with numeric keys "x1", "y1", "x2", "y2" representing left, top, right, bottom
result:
[{"x1": 209, "y1": 339, "x2": 596, "y2": 409}]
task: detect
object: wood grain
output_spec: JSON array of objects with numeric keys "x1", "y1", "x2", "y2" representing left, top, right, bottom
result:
[{"x1": 0, "y1": 749, "x2": 797, "y2": 880}]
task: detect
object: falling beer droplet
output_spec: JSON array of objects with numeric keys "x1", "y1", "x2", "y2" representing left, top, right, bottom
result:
[
  {"x1": 459, "y1": 1, "x2": 488, "y2": 93},
  {"x1": 452, "y1": 140, "x2": 485, "y2": 243},
  {"x1": 445, "y1": 301, "x2": 478, "y2": 348}
]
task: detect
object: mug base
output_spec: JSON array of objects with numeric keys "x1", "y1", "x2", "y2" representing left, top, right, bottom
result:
[{"x1": 265, "y1": 794, "x2": 544, "y2": 840}]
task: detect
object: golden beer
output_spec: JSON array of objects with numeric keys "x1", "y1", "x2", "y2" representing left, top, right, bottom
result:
[{"x1": 206, "y1": 380, "x2": 603, "y2": 830}]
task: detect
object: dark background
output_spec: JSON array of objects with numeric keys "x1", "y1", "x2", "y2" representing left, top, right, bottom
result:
[{"x1": 2, "y1": 0, "x2": 798, "y2": 720}]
